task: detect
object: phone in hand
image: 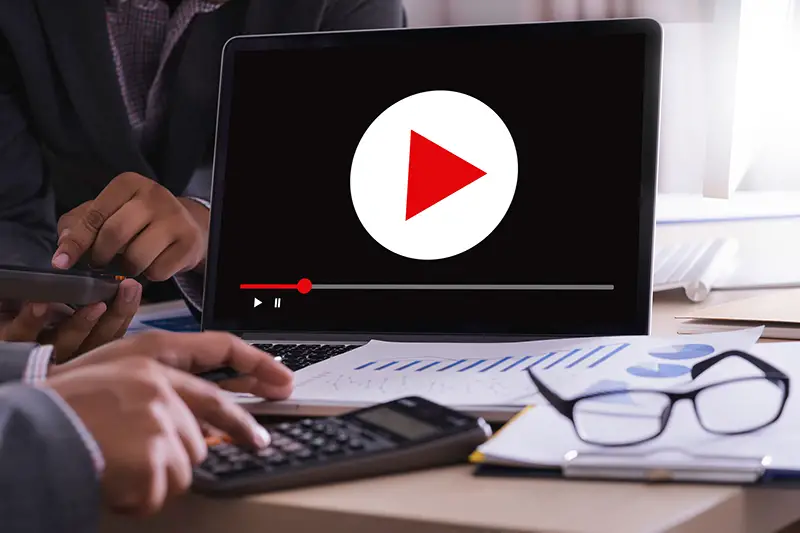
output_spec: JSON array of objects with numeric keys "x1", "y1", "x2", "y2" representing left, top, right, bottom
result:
[{"x1": 0, "y1": 265, "x2": 124, "y2": 306}]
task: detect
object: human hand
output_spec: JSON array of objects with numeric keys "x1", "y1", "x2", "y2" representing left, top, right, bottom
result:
[
  {"x1": 52, "y1": 330, "x2": 294, "y2": 400},
  {"x1": 47, "y1": 357, "x2": 270, "y2": 516},
  {"x1": 52, "y1": 172, "x2": 208, "y2": 281},
  {"x1": 0, "y1": 278, "x2": 141, "y2": 363}
]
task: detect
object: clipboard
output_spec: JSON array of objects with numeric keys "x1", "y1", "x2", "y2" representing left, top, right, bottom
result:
[{"x1": 473, "y1": 447, "x2": 800, "y2": 487}]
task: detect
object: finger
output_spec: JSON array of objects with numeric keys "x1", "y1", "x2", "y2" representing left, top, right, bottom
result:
[
  {"x1": 165, "y1": 368, "x2": 270, "y2": 450},
  {"x1": 91, "y1": 199, "x2": 153, "y2": 266},
  {"x1": 80, "y1": 279, "x2": 142, "y2": 352},
  {"x1": 122, "y1": 225, "x2": 177, "y2": 277},
  {"x1": 161, "y1": 384, "x2": 207, "y2": 466},
  {"x1": 56, "y1": 202, "x2": 89, "y2": 238},
  {"x1": 137, "y1": 407, "x2": 171, "y2": 517},
  {"x1": 45, "y1": 303, "x2": 107, "y2": 363},
  {"x1": 109, "y1": 405, "x2": 171, "y2": 517},
  {"x1": 216, "y1": 375, "x2": 284, "y2": 401},
  {"x1": 1, "y1": 302, "x2": 50, "y2": 341},
  {"x1": 52, "y1": 173, "x2": 142, "y2": 270},
  {"x1": 145, "y1": 238, "x2": 196, "y2": 282},
  {"x1": 165, "y1": 332, "x2": 294, "y2": 400},
  {"x1": 164, "y1": 430, "x2": 194, "y2": 499}
]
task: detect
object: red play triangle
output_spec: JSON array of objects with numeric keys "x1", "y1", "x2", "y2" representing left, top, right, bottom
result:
[{"x1": 405, "y1": 130, "x2": 487, "y2": 220}]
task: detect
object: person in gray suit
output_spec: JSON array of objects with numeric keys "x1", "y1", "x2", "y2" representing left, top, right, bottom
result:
[{"x1": 0, "y1": 329, "x2": 293, "y2": 531}]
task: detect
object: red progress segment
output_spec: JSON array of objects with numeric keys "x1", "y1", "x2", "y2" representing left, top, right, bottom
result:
[{"x1": 240, "y1": 278, "x2": 313, "y2": 294}]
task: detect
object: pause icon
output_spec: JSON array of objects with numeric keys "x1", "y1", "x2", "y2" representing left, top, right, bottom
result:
[{"x1": 274, "y1": 298, "x2": 281, "y2": 309}]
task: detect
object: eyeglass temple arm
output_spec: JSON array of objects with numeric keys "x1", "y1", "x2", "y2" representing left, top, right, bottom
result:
[
  {"x1": 526, "y1": 369, "x2": 573, "y2": 418},
  {"x1": 691, "y1": 350, "x2": 787, "y2": 383}
]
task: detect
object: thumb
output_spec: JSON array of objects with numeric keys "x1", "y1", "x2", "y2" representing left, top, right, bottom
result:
[{"x1": 53, "y1": 205, "x2": 96, "y2": 270}]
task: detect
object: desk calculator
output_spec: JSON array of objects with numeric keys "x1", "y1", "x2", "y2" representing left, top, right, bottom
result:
[{"x1": 193, "y1": 396, "x2": 492, "y2": 496}]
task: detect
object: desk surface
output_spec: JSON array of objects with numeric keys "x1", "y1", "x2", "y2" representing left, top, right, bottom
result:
[{"x1": 102, "y1": 219, "x2": 800, "y2": 533}]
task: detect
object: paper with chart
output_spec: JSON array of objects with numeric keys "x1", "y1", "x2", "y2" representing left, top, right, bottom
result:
[
  {"x1": 476, "y1": 339, "x2": 800, "y2": 470},
  {"x1": 283, "y1": 328, "x2": 763, "y2": 412}
]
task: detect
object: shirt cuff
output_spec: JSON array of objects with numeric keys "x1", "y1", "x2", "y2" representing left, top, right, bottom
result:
[
  {"x1": 22, "y1": 345, "x2": 53, "y2": 385},
  {"x1": 37, "y1": 387, "x2": 106, "y2": 476}
]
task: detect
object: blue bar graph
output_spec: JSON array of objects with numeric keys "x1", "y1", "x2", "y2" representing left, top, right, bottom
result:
[
  {"x1": 501, "y1": 356, "x2": 531, "y2": 372},
  {"x1": 416, "y1": 361, "x2": 440, "y2": 372},
  {"x1": 396, "y1": 360, "x2": 421, "y2": 371},
  {"x1": 352, "y1": 343, "x2": 630, "y2": 373},
  {"x1": 544, "y1": 349, "x2": 581, "y2": 370},
  {"x1": 481, "y1": 357, "x2": 512, "y2": 373},
  {"x1": 588, "y1": 343, "x2": 630, "y2": 368},
  {"x1": 438, "y1": 359, "x2": 467, "y2": 372},
  {"x1": 459, "y1": 359, "x2": 487, "y2": 372}
]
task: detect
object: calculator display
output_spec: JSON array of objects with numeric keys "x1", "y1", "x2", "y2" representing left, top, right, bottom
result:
[{"x1": 355, "y1": 407, "x2": 439, "y2": 440}]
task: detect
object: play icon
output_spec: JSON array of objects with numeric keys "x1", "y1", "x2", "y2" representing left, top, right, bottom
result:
[
  {"x1": 350, "y1": 90, "x2": 518, "y2": 261},
  {"x1": 253, "y1": 298, "x2": 262, "y2": 308},
  {"x1": 406, "y1": 131, "x2": 487, "y2": 220}
]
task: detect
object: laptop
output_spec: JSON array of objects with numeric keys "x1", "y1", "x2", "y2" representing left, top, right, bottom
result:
[{"x1": 202, "y1": 19, "x2": 663, "y2": 375}]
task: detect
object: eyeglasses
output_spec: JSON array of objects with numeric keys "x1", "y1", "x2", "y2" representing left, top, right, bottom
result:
[{"x1": 527, "y1": 350, "x2": 790, "y2": 447}]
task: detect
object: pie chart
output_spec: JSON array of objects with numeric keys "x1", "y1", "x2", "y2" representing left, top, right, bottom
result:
[
  {"x1": 627, "y1": 363, "x2": 691, "y2": 379},
  {"x1": 581, "y1": 380, "x2": 635, "y2": 404},
  {"x1": 648, "y1": 343, "x2": 714, "y2": 361}
]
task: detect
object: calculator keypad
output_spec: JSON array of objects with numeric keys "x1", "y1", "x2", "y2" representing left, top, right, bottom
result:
[{"x1": 198, "y1": 418, "x2": 387, "y2": 479}]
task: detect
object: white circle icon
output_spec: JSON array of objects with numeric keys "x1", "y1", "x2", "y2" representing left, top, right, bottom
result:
[{"x1": 350, "y1": 90, "x2": 518, "y2": 261}]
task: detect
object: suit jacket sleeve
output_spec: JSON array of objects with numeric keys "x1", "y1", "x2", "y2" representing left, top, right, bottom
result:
[
  {"x1": 0, "y1": 35, "x2": 57, "y2": 269},
  {"x1": 0, "y1": 342, "x2": 41, "y2": 383},
  {"x1": 0, "y1": 383, "x2": 100, "y2": 533},
  {"x1": 323, "y1": 0, "x2": 407, "y2": 29},
  {"x1": 173, "y1": 0, "x2": 406, "y2": 315}
]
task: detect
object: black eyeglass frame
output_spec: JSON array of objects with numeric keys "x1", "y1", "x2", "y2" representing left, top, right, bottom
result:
[{"x1": 527, "y1": 350, "x2": 791, "y2": 447}]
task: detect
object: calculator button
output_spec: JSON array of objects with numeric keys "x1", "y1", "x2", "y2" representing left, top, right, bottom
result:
[
  {"x1": 271, "y1": 436, "x2": 293, "y2": 448},
  {"x1": 256, "y1": 447, "x2": 279, "y2": 458},
  {"x1": 310, "y1": 437, "x2": 326, "y2": 448},
  {"x1": 312, "y1": 422, "x2": 326, "y2": 432},
  {"x1": 322, "y1": 444, "x2": 341, "y2": 455},
  {"x1": 277, "y1": 422, "x2": 292, "y2": 431},
  {"x1": 298, "y1": 432, "x2": 315, "y2": 443},
  {"x1": 335, "y1": 432, "x2": 349, "y2": 443},
  {"x1": 280, "y1": 441, "x2": 305, "y2": 453},
  {"x1": 294, "y1": 449, "x2": 313, "y2": 460},
  {"x1": 266, "y1": 454, "x2": 288, "y2": 466},
  {"x1": 288, "y1": 427, "x2": 304, "y2": 438},
  {"x1": 300, "y1": 419, "x2": 315, "y2": 427},
  {"x1": 348, "y1": 439, "x2": 363, "y2": 449}
]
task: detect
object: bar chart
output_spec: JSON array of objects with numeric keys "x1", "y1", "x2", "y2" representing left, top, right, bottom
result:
[{"x1": 352, "y1": 343, "x2": 631, "y2": 374}]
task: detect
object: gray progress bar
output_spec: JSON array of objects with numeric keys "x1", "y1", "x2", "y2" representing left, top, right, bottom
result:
[{"x1": 311, "y1": 284, "x2": 614, "y2": 291}]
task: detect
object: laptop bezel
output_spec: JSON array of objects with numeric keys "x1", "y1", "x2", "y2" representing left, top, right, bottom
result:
[{"x1": 202, "y1": 19, "x2": 662, "y2": 341}]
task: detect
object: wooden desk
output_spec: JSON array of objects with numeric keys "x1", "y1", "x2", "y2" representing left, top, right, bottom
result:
[{"x1": 102, "y1": 220, "x2": 800, "y2": 533}]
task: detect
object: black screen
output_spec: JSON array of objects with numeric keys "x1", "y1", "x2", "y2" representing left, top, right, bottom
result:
[
  {"x1": 205, "y1": 22, "x2": 659, "y2": 338},
  {"x1": 355, "y1": 407, "x2": 439, "y2": 440}
]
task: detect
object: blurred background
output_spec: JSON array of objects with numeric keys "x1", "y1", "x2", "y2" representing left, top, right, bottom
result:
[{"x1": 403, "y1": 0, "x2": 800, "y2": 217}]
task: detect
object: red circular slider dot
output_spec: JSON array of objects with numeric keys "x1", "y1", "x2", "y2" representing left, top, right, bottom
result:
[{"x1": 297, "y1": 278, "x2": 312, "y2": 294}]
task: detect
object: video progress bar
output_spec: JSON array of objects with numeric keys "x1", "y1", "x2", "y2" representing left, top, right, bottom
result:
[
  {"x1": 240, "y1": 283, "x2": 615, "y2": 291},
  {"x1": 313, "y1": 284, "x2": 614, "y2": 290}
]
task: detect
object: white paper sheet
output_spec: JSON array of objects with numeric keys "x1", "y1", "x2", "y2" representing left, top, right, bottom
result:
[
  {"x1": 279, "y1": 328, "x2": 763, "y2": 413},
  {"x1": 477, "y1": 336, "x2": 800, "y2": 471}
]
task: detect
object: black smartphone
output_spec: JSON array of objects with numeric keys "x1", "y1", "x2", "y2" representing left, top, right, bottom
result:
[{"x1": 0, "y1": 265, "x2": 124, "y2": 306}]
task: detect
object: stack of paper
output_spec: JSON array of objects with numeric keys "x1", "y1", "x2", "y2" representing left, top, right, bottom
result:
[
  {"x1": 245, "y1": 328, "x2": 763, "y2": 422},
  {"x1": 677, "y1": 289, "x2": 800, "y2": 340}
]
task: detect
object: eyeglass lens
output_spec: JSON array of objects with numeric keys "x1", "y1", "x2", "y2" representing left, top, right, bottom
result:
[{"x1": 573, "y1": 378, "x2": 785, "y2": 446}]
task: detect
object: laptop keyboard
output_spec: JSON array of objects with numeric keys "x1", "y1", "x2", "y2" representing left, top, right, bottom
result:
[{"x1": 253, "y1": 343, "x2": 359, "y2": 371}]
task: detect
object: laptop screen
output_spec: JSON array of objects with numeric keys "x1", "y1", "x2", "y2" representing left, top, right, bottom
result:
[{"x1": 204, "y1": 21, "x2": 661, "y2": 339}]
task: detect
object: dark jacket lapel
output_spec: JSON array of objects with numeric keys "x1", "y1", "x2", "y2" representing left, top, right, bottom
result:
[{"x1": 34, "y1": 0, "x2": 151, "y2": 177}]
